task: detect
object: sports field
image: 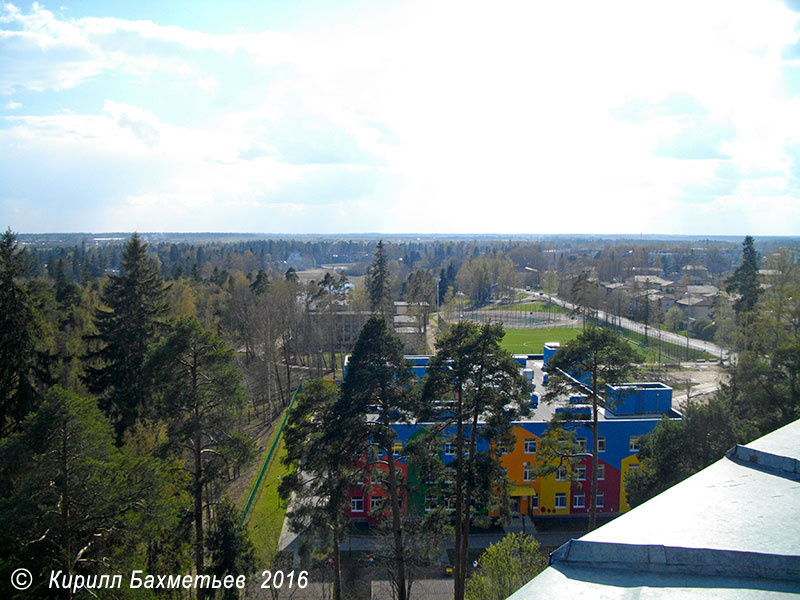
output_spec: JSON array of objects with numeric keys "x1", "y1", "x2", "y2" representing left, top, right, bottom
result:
[
  {"x1": 488, "y1": 301, "x2": 569, "y2": 314},
  {"x1": 499, "y1": 327, "x2": 581, "y2": 354},
  {"x1": 499, "y1": 325, "x2": 715, "y2": 363}
]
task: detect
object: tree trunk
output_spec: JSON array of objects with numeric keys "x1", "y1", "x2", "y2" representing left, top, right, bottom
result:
[
  {"x1": 194, "y1": 431, "x2": 205, "y2": 598},
  {"x1": 192, "y1": 361, "x2": 206, "y2": 599},
  {"x1": 589, "y1": 364, "x2": 599, "y2": 532},
  {"x1": 329, "y1": 297, "x2": 337, "y2": 378},
  {"x1": 453, "y1": 389, "x2": 464, "y2": 600},
  {"x1": 332, "y1": 519, "x2": 342, "y2": 600},
  {"x1": 273, "y1": 359, "x2": 285, "y2": 406},
  {"x1": 61, "y1": 422, "x2": 72, "y2": 600},
  {"x1": 459, "y1": 408, "x2": 480, "y2": 598},
  {"x1": 386, "y1": 437, "x2": 407, "y2": 600}
]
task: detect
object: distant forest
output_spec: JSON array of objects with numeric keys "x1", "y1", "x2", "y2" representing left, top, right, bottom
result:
[{"x1": 19, "y1": 230, "x2": 798, "y2": 285}]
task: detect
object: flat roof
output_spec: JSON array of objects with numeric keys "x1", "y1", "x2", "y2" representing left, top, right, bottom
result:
[{"x1": 508, "y1": 419, "x2": 800, "y2": 599}]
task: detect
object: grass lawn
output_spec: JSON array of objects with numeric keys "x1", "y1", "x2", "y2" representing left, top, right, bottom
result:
[
  {"x1": 489, "y1": 302, "x2": 569, "y2": 314},
  {"x1": 243, "y1": 421, "x2": 292, "y2": 567},
  {"x1": 500, "y1": 327, "x2": 581, "y2": 354}
]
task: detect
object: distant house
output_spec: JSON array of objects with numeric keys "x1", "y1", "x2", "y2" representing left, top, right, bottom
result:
[
  {"x1": 676, "y1": 296, "x2": 713, "y2": 321},
  {"x1": 686, "y1": 284, "x2": 719, "y2": 298},
  {"x1": 632, "y1": 275, "x2": 673, "y2": 289},
  {"x1": 681, "y1": 264, "x2": 710, "y2": 284},
  {"x1": 603, "y1": 282, "x2": 626, "y2": 296}
]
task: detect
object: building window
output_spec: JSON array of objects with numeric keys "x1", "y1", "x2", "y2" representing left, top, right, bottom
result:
[
  {"x1": 530, "y1": 494, "x2": 539, "y2": 510},
  {"x1": 628, "y1": 463, "x2": 640, "y2": 471},
  {"x1": 597, "y1": 463, "x2": 605, "y2": 480},
  {"x1": 555, "y1": 467, "x2": 566, "y2": 481},
  {"x1": 370, "y1": 497, "x2": 382, "y2": 512},
  {"x1": 524, "y1": 438, "x2": 537, "y2": 454},
  {"x1": 424, "y1": 496, "x2": 436, "y2": 512},
  {"x1": 576, "y1": 466, "x2": 586, "y2": 481},
  {"x1": 392, "y1": 441, "x2": 403, "y2": 457},
  {"x1": 596, "y1": 492, "x2": 605, "y2": 508},
  {"x1": 443, "y1": 443, "x2": 456, "y2": 456},
  {"x1": 523, "y1": 463, "x2": 535, "y2": 482},
  {"x1": 597, "y1": 437, "x2": 606, "y2": 452},
  {"x1": 573, "y1": 493, "x2": 585, "y2": 509},
  {"x1": 629, "y1": 437, "x2": 640, "y2": 452},
  {"x1": 351, "y1": 497, "x2": 364, "y2": 512},
  {"x1": 496, "y1": 442, "x2": 508, "y2": 455},
  {"x1": 576, "y1": 437, "x2": 587, "y2": 452},
  {"x1": 555, "y1": 493, "x2": 567, "y2": 509}
]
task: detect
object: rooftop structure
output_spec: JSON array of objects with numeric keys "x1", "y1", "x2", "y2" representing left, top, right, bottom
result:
[
  {"x1": 508, "y1": 418, "x2": 800, "y2": 599},
  {"x1": 342, "y1": 345, "x2": 679, "y2": 522},
  {"x1": 632, "y1": 275, "x2": 673, "y2": 288},
  {"x1": 686, "y1": 284, "x2": 720, "y2": 297}
]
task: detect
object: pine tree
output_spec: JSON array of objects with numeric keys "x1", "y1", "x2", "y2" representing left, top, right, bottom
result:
[
  {"x1": 280, "y1": 379, "x2": 361, "y2": 600},
  {"x1": 725, "y1": 235, "x2": 761, "y2": 349},
  {"x1": 146, "y1": 317, "x2": 249, "y2": 594},
  {"x1": 423, "y1": 322, "x2": 529, "y2": 600},
  {"x1": 0, "y1": 387, "x2": 179, "y2": 598},
  {"x1": 726, "y1": 235, "x2": 761, "y2": 316},
  {"x1": 0, "y1": 228, "x2": 47, "y2": 435},
  {"x1": 84, "y1": 233, "x2": 167, "y2": 440},
  {"x1": 342, "y1": 316, "x2": 414, "y2": 600},
  {"x1": 543, "y1": 326, "x2": 641, "y2": 531},
  {"x1": 367, "y1": 241, "x2": 393, "y2": 322},
  {"x1": 206, "y1": 500, "x2": 256, "y2": 600}
]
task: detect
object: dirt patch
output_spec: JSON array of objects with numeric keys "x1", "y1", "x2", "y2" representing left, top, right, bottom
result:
[{"x1": 653, "y1": 363, "x2": 729, "y2": 408}]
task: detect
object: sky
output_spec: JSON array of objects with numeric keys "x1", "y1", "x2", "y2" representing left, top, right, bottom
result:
[{"x1": 2, "y1": 0, "x2": 800, "y2": 235}]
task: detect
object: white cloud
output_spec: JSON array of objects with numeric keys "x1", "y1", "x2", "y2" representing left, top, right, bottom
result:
[{"x1": 2, "y1": 0, "x2": 800, "y2": 234}]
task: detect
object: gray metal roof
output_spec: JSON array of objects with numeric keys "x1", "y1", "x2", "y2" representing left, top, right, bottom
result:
[{"x1": 508, "y1": 419, "x2": 800, "y2": 599}]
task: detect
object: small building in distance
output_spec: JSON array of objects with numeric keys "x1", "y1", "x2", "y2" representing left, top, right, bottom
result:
[{"x1": 508, "y1": 418, "x2": 800, "y2": 599}]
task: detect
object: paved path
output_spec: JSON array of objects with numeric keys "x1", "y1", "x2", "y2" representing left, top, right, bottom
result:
[
  {"x1": 279, "y1": 515, "x2": 576, "y2": 558},
  {"x1": 545, "y1": 295, "x2": 736, "y2": 363}
]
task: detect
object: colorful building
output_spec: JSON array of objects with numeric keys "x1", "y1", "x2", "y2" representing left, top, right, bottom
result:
[{"x1": 343, "y1": 345, "x2": 680, "y2": 523}]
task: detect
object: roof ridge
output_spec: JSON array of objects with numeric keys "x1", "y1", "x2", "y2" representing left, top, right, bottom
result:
[
  {"x1": 726, "y1": 444, "x2": 800, "y2": 481},
  {"x1": 551, "y1": 539, "x2": 800, "y2": 582}
]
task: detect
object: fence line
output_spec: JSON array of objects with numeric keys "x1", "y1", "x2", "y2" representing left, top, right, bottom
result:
[
  {"x1": 440, "y1": 302, "x2": 714, "y2": 363},
  {"x1": 240, "y1": 383, "x2": 302, "y2": 527}
]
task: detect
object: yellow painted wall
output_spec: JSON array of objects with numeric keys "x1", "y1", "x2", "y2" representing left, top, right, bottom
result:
[
  {"x1": 619, "y1": 453, "x2": 641, "y2": 511},
  {"x1": 500, "y1": 426, "x2": 571, "y2": 515}
]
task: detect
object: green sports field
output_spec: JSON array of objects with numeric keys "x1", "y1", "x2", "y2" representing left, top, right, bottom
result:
[
  {"x1": 488, "y1": 301, "x2": 569, "y2": 314},
  {"x1": 499, "y1": 327, "x2": 581, "y2": 354},
  {"x1": 499, "y1": 325, "x2": 715, "y2": 363}
]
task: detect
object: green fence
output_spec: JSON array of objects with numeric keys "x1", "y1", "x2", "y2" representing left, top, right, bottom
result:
[
  {"x1": 240, "y1": 383, "x2": 302, "y2": 526},
  {"x1": 589, "y1": 317, "x2": 717, "y2": 363}
]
